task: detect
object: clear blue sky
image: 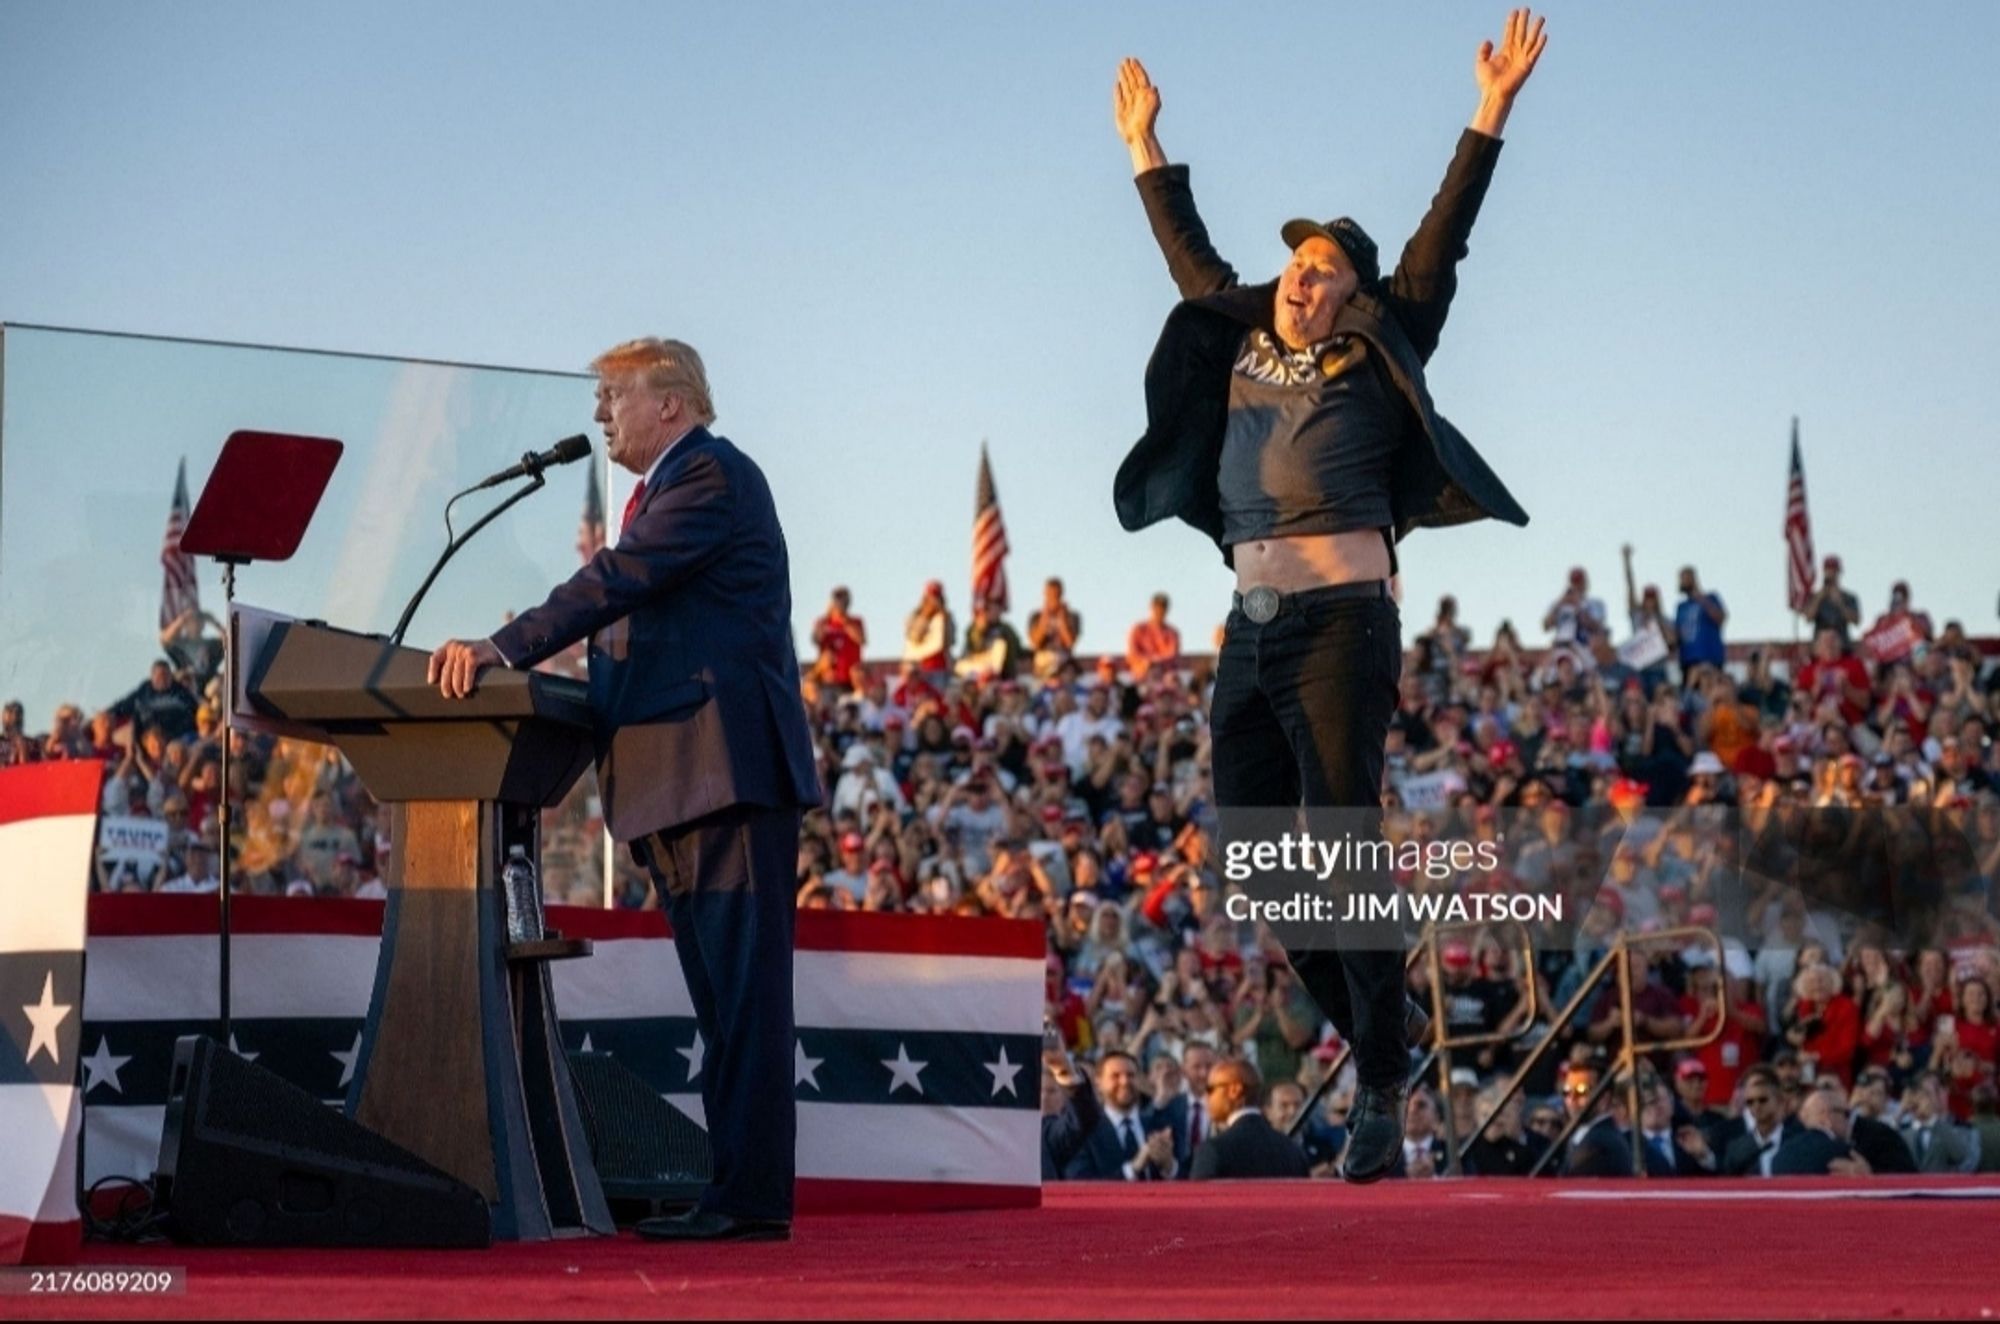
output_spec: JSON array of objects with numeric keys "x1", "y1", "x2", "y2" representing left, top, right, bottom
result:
[{"x1": 3, "y1": 1, "x2": 1997, "y2": 675}]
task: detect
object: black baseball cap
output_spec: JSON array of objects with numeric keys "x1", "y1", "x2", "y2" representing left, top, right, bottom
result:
[{"x1": 1280, "y1": 216, "x2": 1380, "y2": 283}]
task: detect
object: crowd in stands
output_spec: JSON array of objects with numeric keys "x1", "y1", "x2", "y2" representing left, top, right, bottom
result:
[{"x1": 7, "y1": 553, "x2": 1999, "y2": 1180}]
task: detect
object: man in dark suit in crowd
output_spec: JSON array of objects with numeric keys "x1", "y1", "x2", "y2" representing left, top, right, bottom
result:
[
  {"x1": 1636, "y1": 1076, "x2": 1712, "y2": 1177},
  {"x1": 1144, "y1": 1040, "x2": 1219, "y2": 1178},
  {"x1": 1190, "y1": 1059, "x2": 1310, "y2": 1180},
  {"x1": 1561, "y1": 1067, "x2": 1637, "y2": 1178},
  {"x1": 1838, "y1": 1076, "x2": 1917, "y2": 1175},
  {"x1": 1772, "y1": 1079, "x2": 1871, "y2": 1176},
  {"x1": 1462, "y1": 1084, "x2": 1549, "y2": 1177},
  {"x1": 430, "y1": 336, "x2": 821, "y2": 1241},
  {"x1": 1899, "y1": 1072, "x2": 1981, "y2": 1173},
  {"x1": 1062, "y1": 1052, "x2": 1180, "y2": 1180},
  {"x1": 1719, "y1": 1066, "x2": 1802, "y2": 1177},
  {"x1": 1041, "y1": 1046, "x2": 1102, "y2": 1180}
]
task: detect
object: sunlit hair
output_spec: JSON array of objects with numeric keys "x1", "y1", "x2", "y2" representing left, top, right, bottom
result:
[{"x1": 590, "y1": 337, "x2": 716, "y2": 425}]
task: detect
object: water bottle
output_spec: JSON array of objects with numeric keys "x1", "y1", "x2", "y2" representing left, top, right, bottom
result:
[{"x1": 502, "y1": 844, "x2": 544, "y2": 944}]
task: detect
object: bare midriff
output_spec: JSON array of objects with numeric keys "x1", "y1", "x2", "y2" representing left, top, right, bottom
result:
[{"x1": 1232, "y1": 529, "x2": 1390, "y2": 594}]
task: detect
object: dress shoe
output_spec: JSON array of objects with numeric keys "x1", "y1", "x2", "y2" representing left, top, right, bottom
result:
[
  {"x1": 634, "y1": 1209, "x2": 791, "y2": 1242},
  {"x1": 1340, "y1": 1081, "x2": 1407, "y2": 1185}
]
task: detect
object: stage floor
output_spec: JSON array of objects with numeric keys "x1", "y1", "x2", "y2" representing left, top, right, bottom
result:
[{"x1": 17, "y1": 1178, "x2": 2000, "y2": 1320}]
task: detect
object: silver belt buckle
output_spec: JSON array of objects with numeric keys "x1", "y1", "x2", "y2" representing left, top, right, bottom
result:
[{"x1": 1242, "y1": 585, "x2": 1281, "y2": 624}]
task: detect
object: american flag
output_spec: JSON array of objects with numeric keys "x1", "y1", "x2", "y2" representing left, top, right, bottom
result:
[
  {"x1": 78, "y1": 898, "x2": 1043, "y2": 1214},
  {"x1": 576, "y1": 460, "x2": 606, "y2": 563},
  {"x1": 1, "y1": 761, "x2": 98, "y2": 1264},
  {"x1": 159, "y1": 458, "x2": 199, "y2": 631},
  {"x1": 971, "y1": 442, "x2": 1009, "y2": 611},
  {"x1": 1784, "y1": 417, "x2": 1815, "y2": 613}
]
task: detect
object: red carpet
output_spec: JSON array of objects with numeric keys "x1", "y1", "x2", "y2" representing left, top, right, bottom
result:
[{"x1": 15, "y1": 1179, "x2": 1999, "y2": 1320}]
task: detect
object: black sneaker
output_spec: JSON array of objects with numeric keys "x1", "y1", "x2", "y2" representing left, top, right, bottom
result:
[{"x1": 1340, "y1": 1081, "x2": 1407, "y2": 1184}]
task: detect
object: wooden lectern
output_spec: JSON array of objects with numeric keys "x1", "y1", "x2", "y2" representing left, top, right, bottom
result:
[{"x1": 244, "y1": 619, "x2": 613, "y2": 1240}]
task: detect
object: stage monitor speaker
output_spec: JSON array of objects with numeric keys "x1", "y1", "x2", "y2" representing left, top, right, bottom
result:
[
  {"x1": 155, "y1": 1035, "x2": 491, "y2": 1248},
  {"x1": 567, "y1": 1049, "x2": 710, "y2": 1209}
]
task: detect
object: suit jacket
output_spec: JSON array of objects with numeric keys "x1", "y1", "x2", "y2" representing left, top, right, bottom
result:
[
  {"x1": 1463, "y1": 1129, "x2": 1549, "y2": 1177},
  {"x1": 1115, "y1": 131, "x2": 1529, "y2": 568},
  {"x1": 1851, "y1": 1115, "x2": 1918, "y2": 1175},
  {"x1": 1634, "y1": 1130, "x2": 1711, "y2": 1178},
  {"x1": 1563, "y1": 1115, "x2": 1637, "y2": 1178},
  {"x1": 1769, "y1": 1128, "x2": 1856, "y2": 1176},
  {"x1": 1041, "y1": 1075, "x2": 1103, "y2": 1181},
  {"x1": 1899, "y1": 1118, "x2": 1981, "y2": 1174},
  {"x1": 1146, "y1": 1091, "x2": 1206, "y2": 1177},
  {"x1": 492, "y1": 428, "x2": 823, "y2": 845},
  {"x1": 1720, "y1": 1118, "x2": 1804, "y2": 1177},
  {"x1": 1063, "y1": 1108, "x2": 1168, "y2": 1182},
  {"x1": 1189, "y1": 1112, "x2": 1310, "y2": 1180}
]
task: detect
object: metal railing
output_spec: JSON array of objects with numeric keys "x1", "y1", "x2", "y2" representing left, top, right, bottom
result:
[
  {"x1": 1512, "y1": 925, "x2": 1727, "y2": 1177},
  {"x1": 1288, "y1": 923, "x2": 1727, "y2": 1179},
  {"x1": 1288, "y1": 918, "x2": 1540, "y2": 1159}
]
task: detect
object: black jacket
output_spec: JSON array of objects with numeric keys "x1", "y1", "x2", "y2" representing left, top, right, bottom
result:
[
  {"x1": 1562, "y1": 1115, "x2": 1637, "y2": 1178},
  {"x1": 1721, "y1": 1117, "x2": 1805, "y2": 1176},
  {"x1": 1041, "y1": 1075, "x2": 1103, "y2": 1180},
  {"x1": 1190, "y1": 1112, "x2": 1311, "y2": 1180},
  {"x1": 1115, "y1": 131, "x2": 1530, "y2": 567},
  {"x1": 1851, "y1": 1115, "x2": 1918, "y2": 1174},
  {"x1": 1769, "y1": 1128, "x2": 1858, "y2": 1176}
]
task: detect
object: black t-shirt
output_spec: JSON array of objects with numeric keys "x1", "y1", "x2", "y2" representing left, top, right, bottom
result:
[
  {"x1": 114, "y1": 681, "x2": 199, "y2": 742},
  {"x1": 1812, "y1": 589, "x2": 1860, "y2": 643},
  {"x1": 1442, "y1": 977, "x2": 1516, "y2": 1038},
  {"x1": 1219, "y1": 329, "x2": 1400, "y2": 545}
]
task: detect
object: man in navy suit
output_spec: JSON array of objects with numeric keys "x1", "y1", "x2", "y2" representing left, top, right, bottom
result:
[
  {"x1": 1061, "y1": 1052, "x2": 1180, "y2": 1180},
  {"x1": 430, "y1": 337, "x2": 821, "y2": 1241}
]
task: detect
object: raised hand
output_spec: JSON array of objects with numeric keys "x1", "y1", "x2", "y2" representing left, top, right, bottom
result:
[
  {"x1": 1475, "y1": 8, "x2": 1548, "y2": 103},
  {"x1": 1113, "y1": 58, "x2": 1160, "y2": 145},
  {"x1": 1112, "y1": 58, "x2": 1167, "y2": 174},
  {"x1": 1470, "y1": 9, "x2": 1548, "y2": 137}
]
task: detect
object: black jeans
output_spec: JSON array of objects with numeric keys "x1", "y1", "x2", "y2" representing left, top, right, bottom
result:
[{"x1": 1211, "y1": 586, "x2": 1407, "y2": 1089}]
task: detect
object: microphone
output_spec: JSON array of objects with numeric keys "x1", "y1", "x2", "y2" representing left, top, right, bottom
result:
[
  {"x1": 472, "y1": 434, "x2": 592, "y2": 490},
  {"x1": 388, "y1": 434, "x2": 592, "y2": 646}
]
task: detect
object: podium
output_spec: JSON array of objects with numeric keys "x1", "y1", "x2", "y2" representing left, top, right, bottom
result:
[{"x1": 244, "y1": 619, "x2": 612, "y2": 1240}]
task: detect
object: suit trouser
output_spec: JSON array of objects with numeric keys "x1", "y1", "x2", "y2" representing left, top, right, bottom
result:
[
  {"x1": 641, "y1": 802, "x2": 801, "y2": 1222},
  {"x1": 1210, "y1": 588, "x2": 1407, "y2": 1090}
]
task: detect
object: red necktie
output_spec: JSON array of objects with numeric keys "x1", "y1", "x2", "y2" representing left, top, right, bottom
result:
[{"x1": 620, "y1": 483, "x2": 644, "y2": 536}]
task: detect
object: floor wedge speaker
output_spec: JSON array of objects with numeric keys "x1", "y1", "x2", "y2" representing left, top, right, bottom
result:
[
  {"x1": 567, "y1": 1049, "x2": 710, "y2": 1210},
  {"x1": 155, "y1": 1035, "x2": 491, "y2": 1248}
]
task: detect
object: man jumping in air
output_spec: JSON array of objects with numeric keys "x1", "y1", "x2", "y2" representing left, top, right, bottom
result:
[{"x1": 1111, "y1": 10, "x2": 1545, "y2": 1182}]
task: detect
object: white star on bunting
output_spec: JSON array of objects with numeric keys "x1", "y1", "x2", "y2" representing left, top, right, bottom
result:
[
  {"x1": 795, "y1": 1040, "x2": 824, "y2": 1091},
  {"x1": 229, "y1": 1033, "x2": 258, "y2": 1063},
  {"x1": 882, "y1": 1042, "x2": 928, "y2": 1096},
  {"x1": 984, "y1": 1046, "x2": 1023, "y2": 1098},
  {"x1": 678, "y1": 1031, "x2": 704, "y2": 1082},
  {"x1": 331, "y1": 1030, "x2": 363, "y2": 1088},
  {"x1": 81, "y1": 1037, "x2": 133, "y2": 1095},
  {"x1": 21, "y1": 971, "x2": 72, "y2": 1066}
]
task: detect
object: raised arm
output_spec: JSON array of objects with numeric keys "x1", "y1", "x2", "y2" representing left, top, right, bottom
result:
[
  {"x1": 1386, "y1": 9, "x2": 1547, "y2": 362},
  {"x1": 1116, "y1": 58, "x2": 1239, "y2": 299}
]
